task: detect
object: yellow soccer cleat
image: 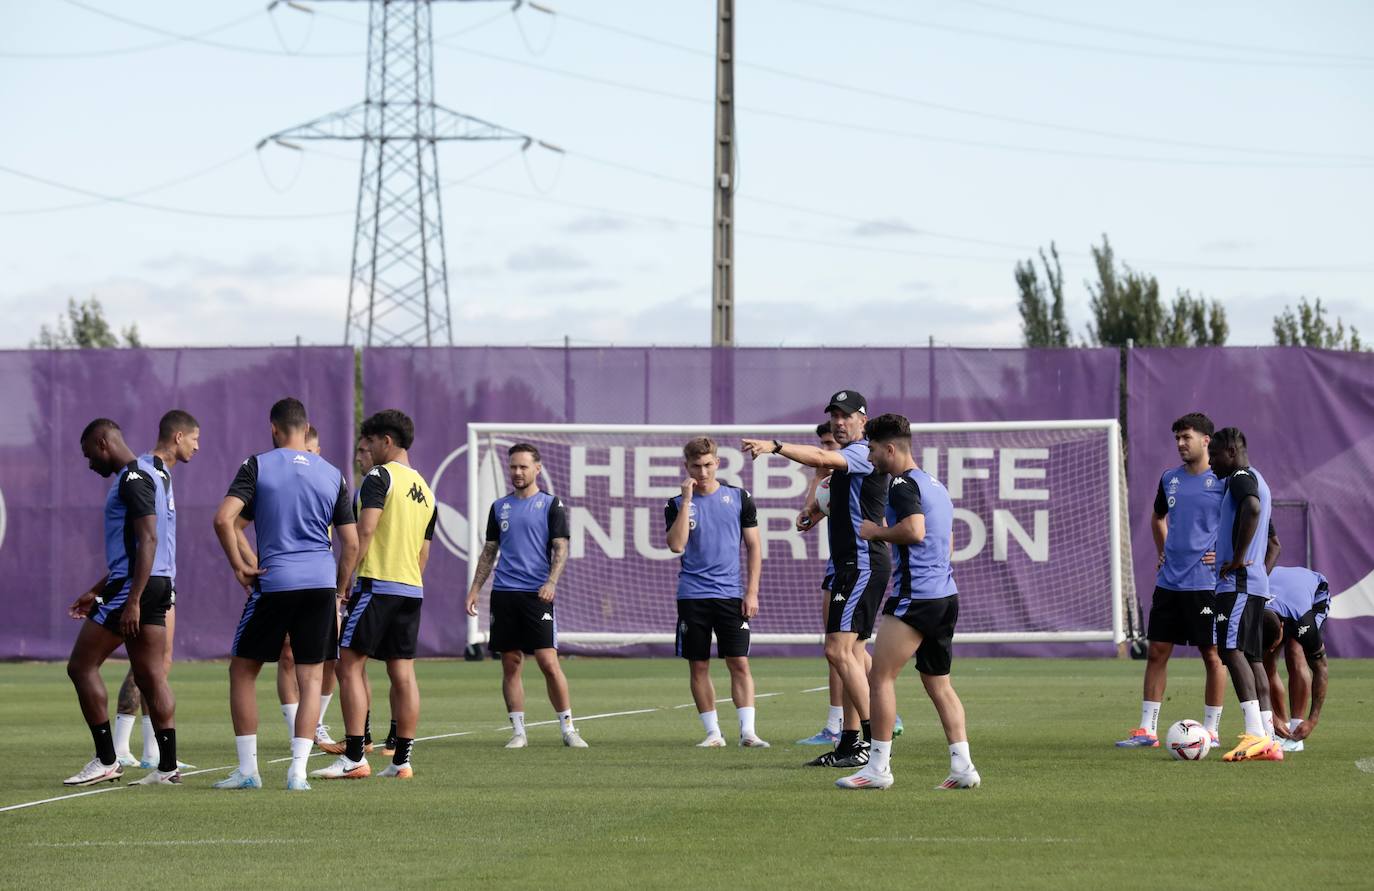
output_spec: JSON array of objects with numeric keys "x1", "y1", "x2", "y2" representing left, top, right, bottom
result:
[{"x1": 1222, "y1": 734, "x2": 1277, "y2": 762}]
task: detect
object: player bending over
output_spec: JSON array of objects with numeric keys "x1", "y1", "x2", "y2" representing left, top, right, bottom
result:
[
  {"x1": 836, "y1": 413, "x2": 979, "y2": 791},
  {"x1": 1262, "y1": 566, "x2": 1330, "y2": 753},
  {"x1": 666, "y1": 437, "x2": 768, "y2": 748},
  {"x1": 466, "y1": 443, "x2": 587, "y2": 748},
  {"x1": 64, "y1": 419, "x2": 181, "y2": 786}
]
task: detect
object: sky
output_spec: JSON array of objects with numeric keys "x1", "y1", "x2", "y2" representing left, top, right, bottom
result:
[{"x1": 1, "y1": 0, "x2": 1371, "y2": 348}]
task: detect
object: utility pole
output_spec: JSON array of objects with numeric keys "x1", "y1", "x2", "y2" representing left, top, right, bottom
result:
[
  {"x1": 711, "y1": 0, "x2": 735, "y2": 347},
  {"x1": 260, "y1": 0, "x2": 543, "y2": 347}
]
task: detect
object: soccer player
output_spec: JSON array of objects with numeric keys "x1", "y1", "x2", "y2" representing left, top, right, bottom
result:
[
  {"x1": 1208, "y1": 427, "x2": 1282, "y2": 763},
  {"x1": 665, "y1": 437, "x2": 768, "y2": 748},
  {"x1": 1262, "y1": 566, "x2": 1331, "y2": 752},
  {"x1": 1117, "y1": 412, "x2": 1227, "y2": 749},
  {"x1": 64, "y1": 419, "x2": 181, "y2": 786},
  {"x1": 110, "y1": 410, "x2": 199, "y2": 772},
  {"x1": 744, "y1": 389, "x2": 890, "y2": 768},
  {"x1": 315, "y1": 410, "x2": 435, "y2": 780},
  {"x1": 837, "y1": 413, "x2": 978, "y2": 790},
  {"x1": 465, "y1": 443, "x2": 587, "y2": 748},
  {"x1": 211, "y1": 398, "x2": 358, "y2": 790}
]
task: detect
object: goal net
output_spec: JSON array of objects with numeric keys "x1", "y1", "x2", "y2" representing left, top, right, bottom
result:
[{"x1": 465, "y1": 422, "x2": 1136, "y2": 650}]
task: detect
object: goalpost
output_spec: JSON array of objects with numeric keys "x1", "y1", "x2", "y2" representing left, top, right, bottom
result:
[{"x1": 465, "y1": 421, "x2": 1136, "y2": 651}]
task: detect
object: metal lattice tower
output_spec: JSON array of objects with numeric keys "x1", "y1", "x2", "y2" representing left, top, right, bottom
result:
[{"x1": 262, "y1": 1, "x2": 533, "y2": 346}]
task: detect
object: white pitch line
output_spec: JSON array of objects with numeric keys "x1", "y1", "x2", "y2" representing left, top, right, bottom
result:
[
  {"x1": 845, "y1": 836, "x2": 1074, "y2": 845},
  {"x1": 800, "y1": 686, "x2": 829, "y2": 693},
  {"x1": 31, "y1": 839, "x2": 297, "y2": 848},
  {"x1": 673, "y1": 693, "x2": 782, "y2": 710}
]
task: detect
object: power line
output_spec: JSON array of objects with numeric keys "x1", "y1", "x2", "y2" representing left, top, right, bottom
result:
[
  {"x1": 0, "y1": 150, "x2": 257, "y2": 216},
  {"x1": 777, "y1": 0, "x2": 1374, "y2": 69},
  {"x1": 0, "y1": 7, "x2": 268, "y2": 59}
]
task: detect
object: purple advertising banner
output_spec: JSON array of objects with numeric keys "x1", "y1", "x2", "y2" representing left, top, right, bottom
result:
[
  {"x1": 364, "y1": 346, "x2": 1124, "y2": 657},
  {"x1": 0, "y1": 348, "x2": 356, "y2": 660},
  {"x1": 1126, "y1": 347, "x2": 1374, "y2": 658}
]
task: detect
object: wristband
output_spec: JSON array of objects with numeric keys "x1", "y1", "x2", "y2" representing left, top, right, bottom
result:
[{"x1": 771, "y1": 440, "x2": 783, "y2": 454}]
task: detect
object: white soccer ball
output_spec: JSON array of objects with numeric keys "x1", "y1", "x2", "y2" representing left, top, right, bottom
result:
[
  {"x1": 816, "y1": 477, "x2": 831, "y2": 517},
  {"x1": 1165, "y1": 719, "x2": 1211, "y2": 761}
]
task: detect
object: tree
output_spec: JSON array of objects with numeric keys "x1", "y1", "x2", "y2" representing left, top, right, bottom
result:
[
  {"x1": 1085, "y1": 235, "x2": 1227, "y2": 347},
  {"x1": 1015, "y1": 242, "x2": 1071, "y2": 347},
  {"x1": 1273, "y1": 297, "x2": 1364, "y2": 351},
  {"x1": 33, "y1": 297, "x2": 142, "y2": 349}
]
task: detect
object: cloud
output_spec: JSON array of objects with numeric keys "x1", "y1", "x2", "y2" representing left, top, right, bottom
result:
[
  {"x1": 901, "y1": 279, "x2": 936, "y2": 293},
  {"x1": 849, "y1": 218, "x2": 918, "y2": 238},
  {"x1": 531, "y1": 277, "x2": 623, "y2": 296},
  {"x1": 559, "y1": 215, "x2": 635, "y2": 234},
  {"x1": 505, "y1": 245, "x2": 589, "y2": 273}
]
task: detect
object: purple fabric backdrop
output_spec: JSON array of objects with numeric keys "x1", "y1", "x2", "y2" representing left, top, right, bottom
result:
[
  {"x1": 363, "y1": 346, "x2": 1123, "y2": 657},
  {"x1": 1126, "y1": 347, "x2": 1374, "y2": 658},
  {"x1": 0, "y1": 348, "x2": 356, "y2": 660}
]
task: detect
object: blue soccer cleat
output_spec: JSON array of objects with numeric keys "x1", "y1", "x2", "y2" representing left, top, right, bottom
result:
[
  {"x1": 286, "y1": 775, "x2": 312, "y2": 791},
  {"x1": 1114, "y1": 728, "x2": 1159, "y2": 748},
  {"x1": 893, "y1": 715, "x2": 904, "y2": 737},
  {"x1": 797, "y1": 727, "x2": 841, "y2": 746},
  {"x1": 212, "y1": 769, "x2": 262, "y2": 790}
]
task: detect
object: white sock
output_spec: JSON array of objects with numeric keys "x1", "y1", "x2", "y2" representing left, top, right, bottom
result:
[
  {"x1": 235, "y1": 734, "x2": 258, "y2": 777},
  {"x1": 557, "y1": 710, "x2": 574, "y2": 734},
  {"x1": 1260, "y1": 709, "x2": 1274, "y2": 739},
  {"x1": 140, "y1": 715, "x2": 159, "y2": 763},
  {"x1": 949, "y1": 741, "x2": 973, "y2": 774},
  {"x1": 113, "y1": 713, "x2": 136, "y2": 756},
  {"x1": 1240, "y1": 700, "x2": 1264, "y2": 737},
  {"x1": 699, "y1": 709, "x2": 721, "y2": 738},
  {"x1": 869, "y1": 738, "x2": 892, "y2": 773},
  {"x1": 738, "y1": 706, "x2": 757, "y2": 739},
  {"x1": 1203, "y1": 705, "x2": 1223, "y2": 735},
  {"x1": 318, "y1": 693, "x2": 333, "y2": 723},
  {"x1": 1140, "y1": 700, "x2": 1161, "y2": 736},
  {"x1": 281, "y1": 702, "x2": 298, "y2": 739},
  {"x1": 289, "y1": 736, "x2": 313, "y2": 779},
  {"x1": 509, "y1": 711, "x2": 526, "y2": 736},
  {"x1": 825, "y1": 705, "x2": 844, "y2": 734},
  {"x1": 1289, "y1": 717, "x2": 1302, "y2": 732}
]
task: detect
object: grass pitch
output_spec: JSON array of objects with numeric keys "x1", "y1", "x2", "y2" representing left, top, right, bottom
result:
[{"x1": 2, "y1": 656, "x2": 1372, "y2": 889}]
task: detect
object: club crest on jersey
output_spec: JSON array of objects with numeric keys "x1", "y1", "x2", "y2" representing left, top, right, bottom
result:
[
  {"x1": 1205, "y1": 477, "x2": 1215, "y2": 488},
  {"x1": 722, "y1": 493, "x2": 732, "y2": 504}
]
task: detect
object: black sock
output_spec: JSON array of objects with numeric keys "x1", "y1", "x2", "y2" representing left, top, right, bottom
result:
[
  {"x1": 385, "y1": 719, "x2": 398, "y2": 749},
  {"x1": 838, "y1": 729, "x2": 860, "y2": 754},
  {"x1": 860, "y1": 719, "x2": 872, "y2": 743},
  {"x1": 91, "y1": 721, "x2": 116, "y2": 766},
  {"x1": 363, "y1": 711, "x2": 372, "y2": 745},
  {"x1": 393, "y1": 737, "x2": 414, "y2": 766},
  {"x1": 155, "y1": 728, "x2": 177, "y2": 772},
  {"x1": 345, "y1": 734, "x2": 366, "y2": 763}
]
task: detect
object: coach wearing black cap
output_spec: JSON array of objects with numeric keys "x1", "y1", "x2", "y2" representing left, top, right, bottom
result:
[{"x1": 743, "y1": 390, "x2": 891, "y2": 770}]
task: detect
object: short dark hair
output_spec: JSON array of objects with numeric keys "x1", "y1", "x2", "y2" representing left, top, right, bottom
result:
[
  {"x1": 1262, "y1": 608, "x2": 1283, "y2": 652},
  {"x1": 1211, "y1": 426, "x2": 1247, "y2": 452},
  {"x1": 815, "y1": 421, "x2": 833, "y2": 438},
  {"x1": 360, "y1": 409, "x2": 415, "y2": 449},
  {"x1": 508, "y1": 443, "x2": 541, "y2": 463},
  {"x1": 683, "y1": 437, "x2": 717, "y2": 460},
  {"x1": 305, "y1": 425, "x2": 319, "y2": 443},
  {"x1": 269, "y1": 397, "x2": 309, "y2": 432},
  {"x1": 80, "y1": 417, "x2": 120, "y2": 443},
  {"x1": 158, "y1": 409, "x2": 199, "y2": 442},
  {"x1": 1171, "y1": 412, "x2": 1214, "y2": 437},
  {"x1": 864, "y1": 412, "x2": 911, "y2": 446}
]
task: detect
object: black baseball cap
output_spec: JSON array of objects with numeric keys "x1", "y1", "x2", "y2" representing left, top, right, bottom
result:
[{"x1": 825, "y1": 389, "x2": 867, "y2": 415}]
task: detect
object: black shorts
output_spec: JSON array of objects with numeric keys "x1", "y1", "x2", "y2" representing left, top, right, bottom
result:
[
  {"x1": 676, "y1": 597, "x2": 751, "y2": 661},
  {"x1": 821, "y1": 573, "x2": 835, "y2": 592},
  {"x1": 826, "y1": 564, "x2": 889, "y2": 640},
  {"x1": 882, "y1": 593, "x2": 959, "y2": 676},
  {"x1": 489, "y1": 590, "x2": 557, "y2": 655},
  {"x1": 1147, "y1": 586, "x2": 1217, "y2": 647},
  {"x1": 1214, "y1": 590, "x2": 1265, "y2": 661},
  {"x1": 1283, "y1": 601, "x2": 1329, "y2": 659},
  {"x1": 90, "y1": 576, "x2": 173, "y2": 633},
  {"x1": 340, "y1": 580, "x2": 422, "y2": 660},
  {"x1": 231, "y1": 587, "x2": 337, "y2": 664}
]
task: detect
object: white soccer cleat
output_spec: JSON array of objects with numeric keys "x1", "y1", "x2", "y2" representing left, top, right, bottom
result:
[
  {"x1": 1280, "y1": 737, "x2": 1305, "y2": 753},
  {"x1": 315, "y1": 723, "x2": 337, "y2": 746},
  {"x1": 286, "y1": 775, "x2": 312, "y2": 791},
  {"x1": 212, "y1": 768, "x2": 262, "y2": 790},
  {"x1": 505, "y1": 734, "x2": 528, "y2": 749},
  {"x1": 130, "y1": 768, "x2": 182, "y2": 786},
  {"x1": 836, "y1": 766, "x2": 894, "y2": 790},
  {"x1": 63, "y1": 758, "x2": 123, "y2": 786},
  {"x1": 936, "y1": 768, "x2": 981, "y2": 790},
  {"x1": 115, "y1": 753, "x2": 141, "y2": 768},
  {"x1": 140, "y1": 759, "x2": 196, "y2": 770},
  {"x1": 696, "y1": 733, "x2": 727, "y2": 748},
  {"x1": 310, "y1": 756, "x2": 371, "y2": 779},
  {"x1": 740, "y1": 735, "x2": 771, "y2": 748},
  {"x1": 563, "y1": 730, "x2": 589, "y2": 748},
  {"x1": 377, "y1": 762, "x2": 413, "y2": 779}
]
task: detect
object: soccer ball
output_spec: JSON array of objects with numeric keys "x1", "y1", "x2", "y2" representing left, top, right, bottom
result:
[
  {"x1": 816, "y1": 477, "x2": 831, "y2": 517},
  {"x1": 1165, "y1": 719, "x2": 1211, "y2": 761}
]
